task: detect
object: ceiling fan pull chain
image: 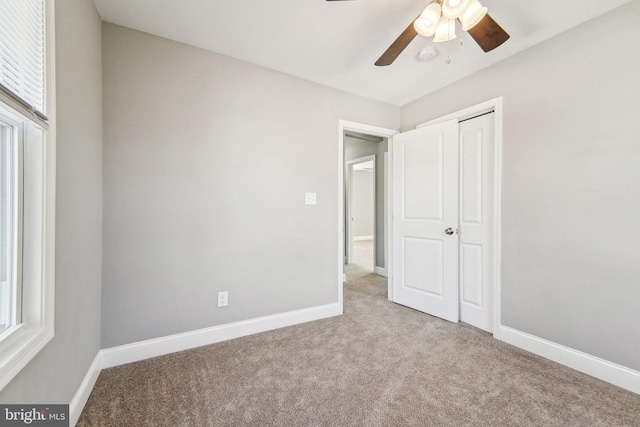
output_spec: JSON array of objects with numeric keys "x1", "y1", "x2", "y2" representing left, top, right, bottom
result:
[{"x1": 446, "y1": 55, "x2": 452, "y2": 65}]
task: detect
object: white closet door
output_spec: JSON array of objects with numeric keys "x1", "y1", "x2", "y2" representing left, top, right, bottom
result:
[
  {"x1": 391, "y1": 120, "x2": 459, "y2": 322},
  {"x1": 459, "y1": 113, "x2": 495, "y2": 332}
]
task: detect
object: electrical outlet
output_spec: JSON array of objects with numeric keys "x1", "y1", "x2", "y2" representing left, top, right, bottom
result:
[{"x1": 218, "y1": 291, "x2": 228, "y2": 307}]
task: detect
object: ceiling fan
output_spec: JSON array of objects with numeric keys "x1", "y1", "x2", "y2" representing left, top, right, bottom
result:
[{"x1": 327, "y1": 0, "x2": 510, "y2": 66}]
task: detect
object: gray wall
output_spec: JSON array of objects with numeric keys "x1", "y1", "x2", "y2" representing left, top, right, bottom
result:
[
  {"x1": 402, "y1": 2, "x2": 640, "y2": 371},
  {"x1": 0, "y1": 0, "x2": 103, "y2": 402},
  {"x1": 101, "y1": 23, "x2": 400, "y2": 348},
  {"x1": 344, "y1": 137, "x2": 388, "y2": 268},
  {"x1": 4, "y1": 0, "x2": 635, "y2": 403},
  {"x1": 351, "y1": 170, "x2": 375, "y2": 238}
]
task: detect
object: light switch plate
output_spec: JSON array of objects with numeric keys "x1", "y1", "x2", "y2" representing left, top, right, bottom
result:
[{"x1": 305, "y1": 192, "x2": 317, "y2": 205}]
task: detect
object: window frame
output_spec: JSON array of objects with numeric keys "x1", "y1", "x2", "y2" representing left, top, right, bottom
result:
[
  {"x1": 0, "y1": 113, "x2": 24, "y2": 336},
  {"x1": 0, "y1": 0, "x2": 55, "y2": 391}
]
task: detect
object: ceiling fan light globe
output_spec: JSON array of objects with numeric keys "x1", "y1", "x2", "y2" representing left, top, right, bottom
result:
[
  {"x1": 433, "y1": 17, "x2": 457, "y2": 42},
  {"x1": 461, "y1": 0, "x2": 488, "y2": 31},
  {"x1": 414, "y1": 17, "x2": 437, "y2": 37},
  {"x1": 441, "y1": 0, "x2": 472, "y2": 19},
  {"x1": 420, "y1": 2, "x2": 442, "y2": 26}
]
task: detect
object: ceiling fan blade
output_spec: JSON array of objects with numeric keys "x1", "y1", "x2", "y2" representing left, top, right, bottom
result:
[
  {"x1": 375, "y1": 17, "x2": 419, "y2": 66},
  {"x1": 466, "y1": 13, "x2": 510, "y2": 52}
]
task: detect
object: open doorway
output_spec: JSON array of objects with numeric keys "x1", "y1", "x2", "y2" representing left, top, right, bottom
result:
[
  {"x1": 346, "y1": 156, "x2": 375, "y2": 272},
  {"x1": 341, "y1": 124, "x2": 397, "y2": 282},
  {"x1": 337, "y1": 121, "x2": 398, "y2": 309}
]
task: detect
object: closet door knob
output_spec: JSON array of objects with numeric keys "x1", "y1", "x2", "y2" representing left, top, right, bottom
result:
[{"x1": 444, "y1": 228, "x2": 455, "y2": 235}]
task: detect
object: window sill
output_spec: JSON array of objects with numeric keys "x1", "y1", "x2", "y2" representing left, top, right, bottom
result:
[{"x1": 0, "y1": 324, "x2": 54, "y2": 390}]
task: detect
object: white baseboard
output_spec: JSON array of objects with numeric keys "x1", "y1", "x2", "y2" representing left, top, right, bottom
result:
[
  {"x1": 69, "y1": 351, "x2": 103, "y2": 427},
  {"x1": 353, "y1": 236, "x2": 373, "y2": 241},
  {"x1": 101, "y1": 302, "x2": 342, "y2": 369},
  {"x1": 374, "y1": 266, "x2": 387, "y2": 277},
  {"x1": 69, "y1": 314, "x2": 639, "y2": 423},
  {"x1": 500, "y1": 326, "x2": 640, "y2": 395},
  {"x1": 69, "y1": 303, "x2": 342, "y2": 423}
]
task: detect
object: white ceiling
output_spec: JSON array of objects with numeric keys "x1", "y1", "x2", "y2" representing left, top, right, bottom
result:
[{"x1": 93, "y1": 0, "x2": 630, "y2": 106}]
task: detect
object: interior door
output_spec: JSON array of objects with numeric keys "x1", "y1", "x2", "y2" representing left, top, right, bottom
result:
[
  {"x1": 459, "y1": 113, "x2": 495, "y2": 332},
  {"x1": 391, "y1": 120, "x2": 459, "y2": 322}
]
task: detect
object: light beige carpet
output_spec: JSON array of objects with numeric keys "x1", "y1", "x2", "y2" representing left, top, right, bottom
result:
[{"x1": 79, "y1": 265, "x2": 640, "y2": 426}]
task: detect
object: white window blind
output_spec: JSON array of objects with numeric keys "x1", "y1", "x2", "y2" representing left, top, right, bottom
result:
[{"x1": 0, "y1": 0, "x2": 46, "y2": 120}]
